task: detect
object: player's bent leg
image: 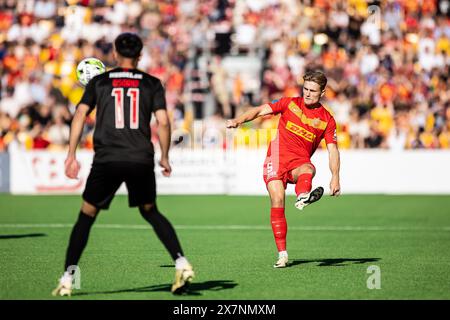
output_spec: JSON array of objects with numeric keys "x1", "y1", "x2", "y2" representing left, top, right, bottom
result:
[
  {"x1": 139, "y1": 204, "x2": 194, "y2": 294},
  {"x1": 267, "y1": 180, "x2": 289, "y2": 268},
  {"x1": 291, "y1": 164, "x2": 323, "y2": 211},
  {"x1": 52, "y1": 201, "x2": 100, "y2": 297},
  {"x1": 291, "y1": 163, "x2": 315, "y2": 192}
]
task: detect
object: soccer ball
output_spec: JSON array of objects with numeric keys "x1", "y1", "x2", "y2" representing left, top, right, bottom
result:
[{"x1": 76, "y1": 58, "x2": 106, "y2": 86}]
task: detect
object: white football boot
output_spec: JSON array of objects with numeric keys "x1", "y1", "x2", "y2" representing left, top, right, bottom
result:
[
  {"x1": 273, "y1": 252, "x2": 289, "y2": 268},
  {"x1": 52, "y1": 274, "x2": 73, "y2": 297},
  {"x1": 295, "y1": 186, "x2": 324, "y2": 211},
  {"x1": 171, "y1": 263, "x2": 195, "y2": 294}
]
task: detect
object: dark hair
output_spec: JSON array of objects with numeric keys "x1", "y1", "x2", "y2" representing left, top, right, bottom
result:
[
  {"x1": 114, "y1": 33, "x2": 143, "y2": 59},
  {"x1": 303, "y1": 70, "x2": 327, "y2": 91}
]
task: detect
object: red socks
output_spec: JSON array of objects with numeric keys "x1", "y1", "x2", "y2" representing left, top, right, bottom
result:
[
  {"x1": 270, "y1": 208, "x2": 287, "y2": 252},
  {"x1": 295, "y1": 173, "x2": 312, "y2": 196},
  {"x1": 270, "y1": 172, "x2": 313, "y2": 252}
]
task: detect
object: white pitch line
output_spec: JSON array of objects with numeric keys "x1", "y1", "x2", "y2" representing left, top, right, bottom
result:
[{"x1": 0, "y1": 224, "x2": 449, "y2": 232}]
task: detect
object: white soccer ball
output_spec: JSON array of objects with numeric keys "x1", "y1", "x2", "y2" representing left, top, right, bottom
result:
[{"x1": 76, "y1": 58, "x2": 106, "y2": 86}]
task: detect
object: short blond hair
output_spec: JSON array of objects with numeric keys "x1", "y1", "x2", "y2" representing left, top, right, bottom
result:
[{"x1": 303, "y1": 70, "x2": 327, "y2": 91}]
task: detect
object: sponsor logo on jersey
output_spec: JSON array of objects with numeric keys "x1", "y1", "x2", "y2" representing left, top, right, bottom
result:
[
  {"x1": 112, "y1": 79, "x2": 140, "y2": 87},
  {"x1": 288, "y1": 101, "x2": 327, "y2": 130},
  {"x1": 285, "y1": 121, "x2": 316, "y2": 142}
]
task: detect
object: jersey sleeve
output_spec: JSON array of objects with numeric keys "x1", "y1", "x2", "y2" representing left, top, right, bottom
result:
[
  {"x1": 78, "y1": 77, "x2": 97, "y2": 112},
  {"x1": 153, "y1": 81, "x2": 167, "y2": 111},
  {"x1": 324, "y1": 116, "x2": 338, "y2": 145},
  {"x1": 268, "y1": 97, "x2": 290, "y2": 115}
]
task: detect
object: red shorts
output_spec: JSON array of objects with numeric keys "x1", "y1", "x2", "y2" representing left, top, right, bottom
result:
[{"x1": 263, "y1": 156, "x2": 315, "y2": 189}]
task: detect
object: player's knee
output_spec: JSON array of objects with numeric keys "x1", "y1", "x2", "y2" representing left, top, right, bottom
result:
[
  {"x1": 139, "y1": 203, "x2": 157, "y2": 217},
  {"x1": 81, "y1": 201, "x2": 99, "y2": 217},
  {"x1": 271, "y1": 200, "x2": 284, "y2": 208},
  {"x1": 302, "y1": 164, "x2": 315, "y2": 175},
  {"x1": 270, "y1": 195, "x2": 284, "y2": 208},
  {"x1": 268, "y1": 184, "x2": 285, "y2": 207}
]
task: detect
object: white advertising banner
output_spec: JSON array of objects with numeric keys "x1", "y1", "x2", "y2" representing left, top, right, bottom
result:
[
  {"x1": 9, "y1": 149, "x2": 227, "y2": 195},
  {"x1": 227, "y1": 149, "x2": 450, "y2": 195},
  {"x1": 8, "y1": 149, "x2": 450, "y2": 195},
  {"x1": 155, "y1": 149, "x2": 227, "y2": 194},
  {"x1": 10, "y1": 150, "x2": 93, "y2": 194}
]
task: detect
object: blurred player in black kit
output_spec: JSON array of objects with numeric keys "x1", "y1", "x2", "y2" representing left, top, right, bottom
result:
[{"x1": 52, "y1": 33, "x2": 194, "y2": 296}]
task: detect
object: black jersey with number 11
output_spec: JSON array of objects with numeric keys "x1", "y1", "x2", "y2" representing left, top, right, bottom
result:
[{"x1": 78, "y1": 68, "x2": 166, "y2": 164}]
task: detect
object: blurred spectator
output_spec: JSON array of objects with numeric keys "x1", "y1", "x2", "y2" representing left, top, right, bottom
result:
[
  {"x1": 209, "y1": 55, "x2": 232, "y2": 118},
  {"x1": 47, "y1": 107, "x2": 70, "y2": 149},
  {"x1": 359, "y1": 46, "x2": 380, "y2": 75},
  {"x1": 365, "y1": 124, "x2": 385, "y2": 149},
  {"x1": 329, "y1": 92, "x2": 351, "y2": 128},
  {"x1": 387, "y1": 127, "x2": 407, "y2": 151},
  {"x1": 0, "y1": 87, "x2": 21, "y2": 118}
]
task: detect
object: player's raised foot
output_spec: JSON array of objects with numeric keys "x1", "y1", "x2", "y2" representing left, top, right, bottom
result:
[
  {"x1": 171, "y1": 263, "x2": 195, "y2": 294},
  {"x1": 51, "y1": 275, "x2": 72, "y2": 297},
  {"x1": 295, "y1": 186, "x2": 324, "y2": 211},
  {"x1": 273, "y1": 253, "x2": 289, "y2": 268}
]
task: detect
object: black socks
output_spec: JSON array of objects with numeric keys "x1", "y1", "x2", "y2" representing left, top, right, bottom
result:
[
  {"x1": 64, "y1": 211, "x2": 96, "y2": 270},
  {"x1": 139, "y1": 205, "x2": 184, "y2": 261}
]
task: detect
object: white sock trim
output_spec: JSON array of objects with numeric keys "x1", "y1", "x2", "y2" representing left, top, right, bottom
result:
[
  {"x1": 175, "y1": 256, "x2": 189, "y2": 270},
  {"x1": 60, "y1": 272, "x2": 73, "y2": 284},
  {"x1": 278, "y1": 251, "x2": 288, "y2": 257}
]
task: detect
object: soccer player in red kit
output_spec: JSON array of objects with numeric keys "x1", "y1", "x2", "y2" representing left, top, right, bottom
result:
[{"x1": 226, "y1": 70, "x2": 341, "y2": 268}]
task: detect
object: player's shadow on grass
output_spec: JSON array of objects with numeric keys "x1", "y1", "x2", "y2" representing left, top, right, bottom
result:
[
  {"x1": 289, "y1": 258, "x2": 381, "y2": 267},
  {"x1": 0, "y1": 233, "x2": 46, "y2": 239},
  {"x1": 74, "y1": 280, "x2": 238, "y2": 297}
]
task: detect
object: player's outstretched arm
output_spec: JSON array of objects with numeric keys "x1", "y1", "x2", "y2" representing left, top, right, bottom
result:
[
  {"x1": 65, "y1": 104, "x2": 90, "y2": 179},
  {"x1": 226, "y1": 104, "x2": 273, "y2": 128},
  {"x1": 155, "y1": 109, "x2": 172, "y2": 177},
  {"x1": 327, "y1": 143, "x2": 341, "y2": 196}
]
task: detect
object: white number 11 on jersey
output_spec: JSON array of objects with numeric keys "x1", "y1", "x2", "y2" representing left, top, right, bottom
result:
[{"x1": 111, "y1": 88, "x2": 140, "y2": 129}]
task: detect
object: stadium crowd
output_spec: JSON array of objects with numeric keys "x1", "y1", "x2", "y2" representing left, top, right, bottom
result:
[{"x1": 0, "y1": 0, "x2": 449, "y2": 151}]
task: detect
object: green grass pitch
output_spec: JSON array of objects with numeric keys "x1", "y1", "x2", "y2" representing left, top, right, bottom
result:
[{"x1": 1, "y1": 194, "x2": 449, "y2": 300}]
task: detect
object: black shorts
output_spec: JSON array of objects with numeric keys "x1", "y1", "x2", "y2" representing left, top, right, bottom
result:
[{"x1": 82, "y1": 161, "x2": 156, "y2": 209}]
